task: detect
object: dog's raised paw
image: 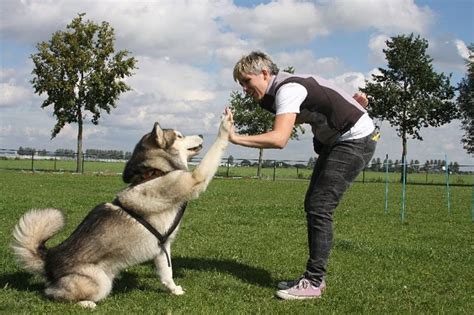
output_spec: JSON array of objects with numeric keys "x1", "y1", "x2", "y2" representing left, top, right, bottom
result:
[
  {"x1": 218, "y1": 113, "x2": 231, "y2": 140},
  {"x1": 170, "y1": 285, "x2": 185, "y2": 295},
  {"x1": 77, "y1": 300, "x2": 97, "y2": 309}
]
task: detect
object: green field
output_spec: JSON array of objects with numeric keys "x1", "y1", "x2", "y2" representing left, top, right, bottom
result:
[
  {"x1": 0, "y1": 171, "x2": 472, "y2": 314},
  {"x1": 0, "y1": 158, "x2": 472, "y2": 185}
]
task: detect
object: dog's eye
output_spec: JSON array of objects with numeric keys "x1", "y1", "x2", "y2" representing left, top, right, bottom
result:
[{"x1": 176, "y1": 134, "x2": 183, "y2": 139}]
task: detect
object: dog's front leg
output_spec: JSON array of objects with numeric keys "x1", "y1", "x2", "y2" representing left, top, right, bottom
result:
[
  {"x1": 191, "y1": 113, "x2": 231, "y2": 188},
  {"x1": 154, "y1": 242, "x2": 184, "y2": 295}
]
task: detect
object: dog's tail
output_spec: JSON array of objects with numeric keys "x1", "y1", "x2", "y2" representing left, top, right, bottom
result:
[{"x1": 11, "y1": 208, "x2": 65, "y2": 274}]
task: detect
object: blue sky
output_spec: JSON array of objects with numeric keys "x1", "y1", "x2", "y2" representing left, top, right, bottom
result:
[{"x1": 1, "y1": 0, "x2": 473, "y2": 166}]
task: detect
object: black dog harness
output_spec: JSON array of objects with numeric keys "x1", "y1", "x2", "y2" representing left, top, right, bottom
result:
[
  {"x1": 113, "y1": 198, "x2": 187, "y2": 267},
  {"x1": 112, "y1": 168, "x2": 187, "y2": 267}
]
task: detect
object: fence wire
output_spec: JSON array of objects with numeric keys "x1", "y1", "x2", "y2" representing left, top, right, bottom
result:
[{"x1": 0, "y1": 148, "x2": 472, "y2": 186}]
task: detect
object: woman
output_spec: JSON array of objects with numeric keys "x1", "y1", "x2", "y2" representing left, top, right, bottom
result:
[{"x1": 226, "y1": 51, "x2": 377, "y2": 300}]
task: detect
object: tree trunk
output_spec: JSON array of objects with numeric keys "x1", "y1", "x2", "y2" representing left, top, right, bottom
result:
[
  {"x1": 400, "y1": 129, "x2": 407, "y2": 183},
  {"x1": 257, "y1": 148, "x2": 263, "y2": 178},
  {"x1": 76, "y1": 112, "x2": 83, "y2": 173}
]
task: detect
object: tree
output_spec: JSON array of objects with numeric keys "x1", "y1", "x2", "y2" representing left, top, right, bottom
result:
[
  {"x1": 362, "y1": 34, "x2": 457, "y2": 180},
  {"x1": 55, "y1": 148, "x2": 75, "y2": 158},
  {"x1": 240, "y1": 159, "x2": 251, "y2": 167},
  {"x1": 457, "y1": 43, "x2": 474, "y2": 155},
  {"x1": 371, "y1": 157, "x2": 383, "y2": 172},
  {"x1": 423, "y1": 160, "x2": 430, "y2": 172},
  {"x1": 18, "y1": 147, "x2": 36, "y2": 156},
  {"x1": 229, "y1": 67, "x2": 304, "y2": 178},
  {"x1": 452, "y1": 161, "x2": 460, "y2": 173},
  {"x1": 387, "y1": 159, "x2": 394, "y2": 172},
  {"x1": 448, "y1": 161, "x2": 457, "y2": 173},
  {"x1": 30, "y1": 13, "x2": 137, "y2": 172},
  {"x1": 413, "y1": 159, "x2": 420, "y2": 173},
  {"x1": 307, "y1": 157, "x2": 316, "y2": 169}
]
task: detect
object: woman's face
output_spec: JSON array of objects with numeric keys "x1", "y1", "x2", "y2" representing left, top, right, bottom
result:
[{"x1": 238, "y1": 70, "x2": 271, "y2": 101}]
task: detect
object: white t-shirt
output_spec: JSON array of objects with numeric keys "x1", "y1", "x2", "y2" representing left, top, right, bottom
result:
[{"x1": 274, "y1": 83, "x2": 374, "y2": 141}]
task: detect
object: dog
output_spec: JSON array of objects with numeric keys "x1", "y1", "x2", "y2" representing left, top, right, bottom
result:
[{"x1": 11, "y1": 112, "x2": 231, "y2": 308}]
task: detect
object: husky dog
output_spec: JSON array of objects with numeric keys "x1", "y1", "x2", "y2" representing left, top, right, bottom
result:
[{"x1": 12, "y1": 113, "x2": 232, "y2": 308}]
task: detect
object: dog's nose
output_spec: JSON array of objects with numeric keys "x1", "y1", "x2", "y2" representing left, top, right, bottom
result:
[{"x1": 198, "y1": 134, "x2": 204, "y2": 139}]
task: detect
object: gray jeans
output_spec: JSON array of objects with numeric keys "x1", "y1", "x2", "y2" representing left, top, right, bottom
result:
[{"x1": 303, "y1": 132, "x2": 377, "y2": 285}]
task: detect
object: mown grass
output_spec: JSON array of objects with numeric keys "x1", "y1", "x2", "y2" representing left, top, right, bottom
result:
[
  {"x1": 0, "y1": 158, "x2": 472, "y2": 185},
  {"x1": 0, "y1": 171, "x2": 472, "y2": 314}
]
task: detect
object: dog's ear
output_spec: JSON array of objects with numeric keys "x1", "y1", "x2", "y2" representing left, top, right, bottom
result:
[{"x1": 152, "y1": 122, "x2": 167, "y2": 148}]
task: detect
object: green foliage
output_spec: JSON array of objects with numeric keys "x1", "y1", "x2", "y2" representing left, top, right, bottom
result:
[
  {"x1": 362, "y1": 34, "x2": 457, "y2": 160},
  {"x1": 17, "y1": 147, "x2": 36, "y2": 155},
  {"x1": 30, "y1": 13, "x2": 137, "y2": 172},
  {"x1": 55, "y1": 148, "x2": 75, "y2": 157},
  {"x1": 307, "y1": 156, "x2": 316, "y2": 168},
  {"x1": 457, "y1": 43, "x2": 474, "y2": 154},
  {"x1": 86, "y1": 149, "x2": 131, "y2": 160},
  {"x1": 0, "y1": 172, "x2": 472, "y2": 313},
  {"x1": 31, "y1": 13, "x2": 136, "y2": 136}
]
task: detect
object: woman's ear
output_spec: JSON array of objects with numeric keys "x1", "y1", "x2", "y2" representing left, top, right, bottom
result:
[{"x1": 262, "y1": 69, "x2": 271, "y2": 81}]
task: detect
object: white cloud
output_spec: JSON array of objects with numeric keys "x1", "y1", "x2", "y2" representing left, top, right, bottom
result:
[
  {"x1": 0, "y1": 67, "x2": 27, "y2": 105},
  {"x1": 221, "y1": 0, "x2": 432, "y2": 48},
  {"x1": 223, "y1": 0, "x2": 327, "y2": 47},
  {"x1": 274, "y1": 50, "x2": 345, "y2": 77},
  {"x1": 98, "y1": 0, "x2": 234, "y2": 61},
  {"x1": 0, "y1": 82, "x2": 31, "y2": 107},
  {"x1": 83, "y1": 125, "x2": 106, "y2": 138},
  {"x1": 23, "y1": 126, "x2": 51, "y2": 141},
  {"x1": 0, "y1": 65, "x2": 43, "y2": 109},
  {"x1": 1, "y1": 0, "x2": 436, "y2": 54},
  {"x1": 128, "y1": 56, "x2": 217, "y2": 102},
  {"x1": 322, "y1": 0, "x2": 434, "y2": 34},
  {"x1": 215, "y1": 41, "x2": 253, "y2": 66},
  {"x1": 1, "y1": 0, "x2": 238, "y2": 62},
  {"x1": 1, "y1": 0, "x2": 472, "y2": 164},
  {"x1": 105, "y1": 55, "x2": 226, "y2": 134},
  {"x1": 367, "y1": 34, "x2": 469, "y2": 77},
  {"x1": 426, "y1": 37, "x2": 470, "y2": 73},
  {"x1": 455, "y1": 40, "x2": 471, "y2": 60},
  {"x1": 368, "y1": 34, "x2": 390, "y2": 64},
  {"x1": 0, "y1": 68, "x2": 18, "y2": 81},
  {"x1": 0, "y1": 124, "x2": 13, "y2": 136},
  {"x1": 330, "y1": 72, "x2": 367, "y2": 95},
  {"x1": 1, "y1": 0, "x2": 68, "y2": 43}
]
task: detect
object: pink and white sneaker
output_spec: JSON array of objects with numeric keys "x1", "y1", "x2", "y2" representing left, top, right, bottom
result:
[
  {"x1": 277, "y1": 277, "x2": 326, "y2": 291},
  {"x1": 276, "y1": 278, "x2": 325, "y2": 300}
]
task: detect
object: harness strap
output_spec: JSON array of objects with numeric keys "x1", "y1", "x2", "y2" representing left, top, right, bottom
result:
[
  {"x1": 112, "y1": 198, "x2": 187, "y2": 267},
  {"x1": 138, "y1": 168, "x2": 169, "y2": 185}
]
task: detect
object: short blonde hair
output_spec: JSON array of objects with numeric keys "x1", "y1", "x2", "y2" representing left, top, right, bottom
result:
[{"x1": 233, "y1": 51, "x2": 279, "y2": 83}]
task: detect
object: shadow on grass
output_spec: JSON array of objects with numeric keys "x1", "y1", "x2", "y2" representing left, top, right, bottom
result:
[
  {"x1": 115, "y1": 256, "x2": 274, "y2": 292},
  {"x1": 0, "y1": 271, "x2": 44, "y2": 292},
  {"x1": 1, "y1": 256, "x2": 273, "y2": 296},
  {"x1": 0, "y1": 270, "x2": 144, "y2": 298},
  {"x1": 172, "y1": 256, "x2": 273, "y2": 288}
]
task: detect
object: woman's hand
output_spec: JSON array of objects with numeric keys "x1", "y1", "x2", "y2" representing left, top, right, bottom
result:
[
  {"x1": 353, "y1": 92, "x2": 369, "y2": 108},
  {"x1": 224, "y1": 110, "x2": 295, "y2": 149}
]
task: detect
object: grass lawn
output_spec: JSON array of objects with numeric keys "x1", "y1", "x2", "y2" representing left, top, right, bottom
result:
[
  {"x1": 0, "y1": 171, "x2": 472, "y2": 314},
  {"x1": 1, "y1": 158, "x2": 473, "y2": 185}
]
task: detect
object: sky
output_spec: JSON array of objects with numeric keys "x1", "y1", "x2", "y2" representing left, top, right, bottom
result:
[{"x1": 1, "y1": 0, "x2": 473, "y2": 167}]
